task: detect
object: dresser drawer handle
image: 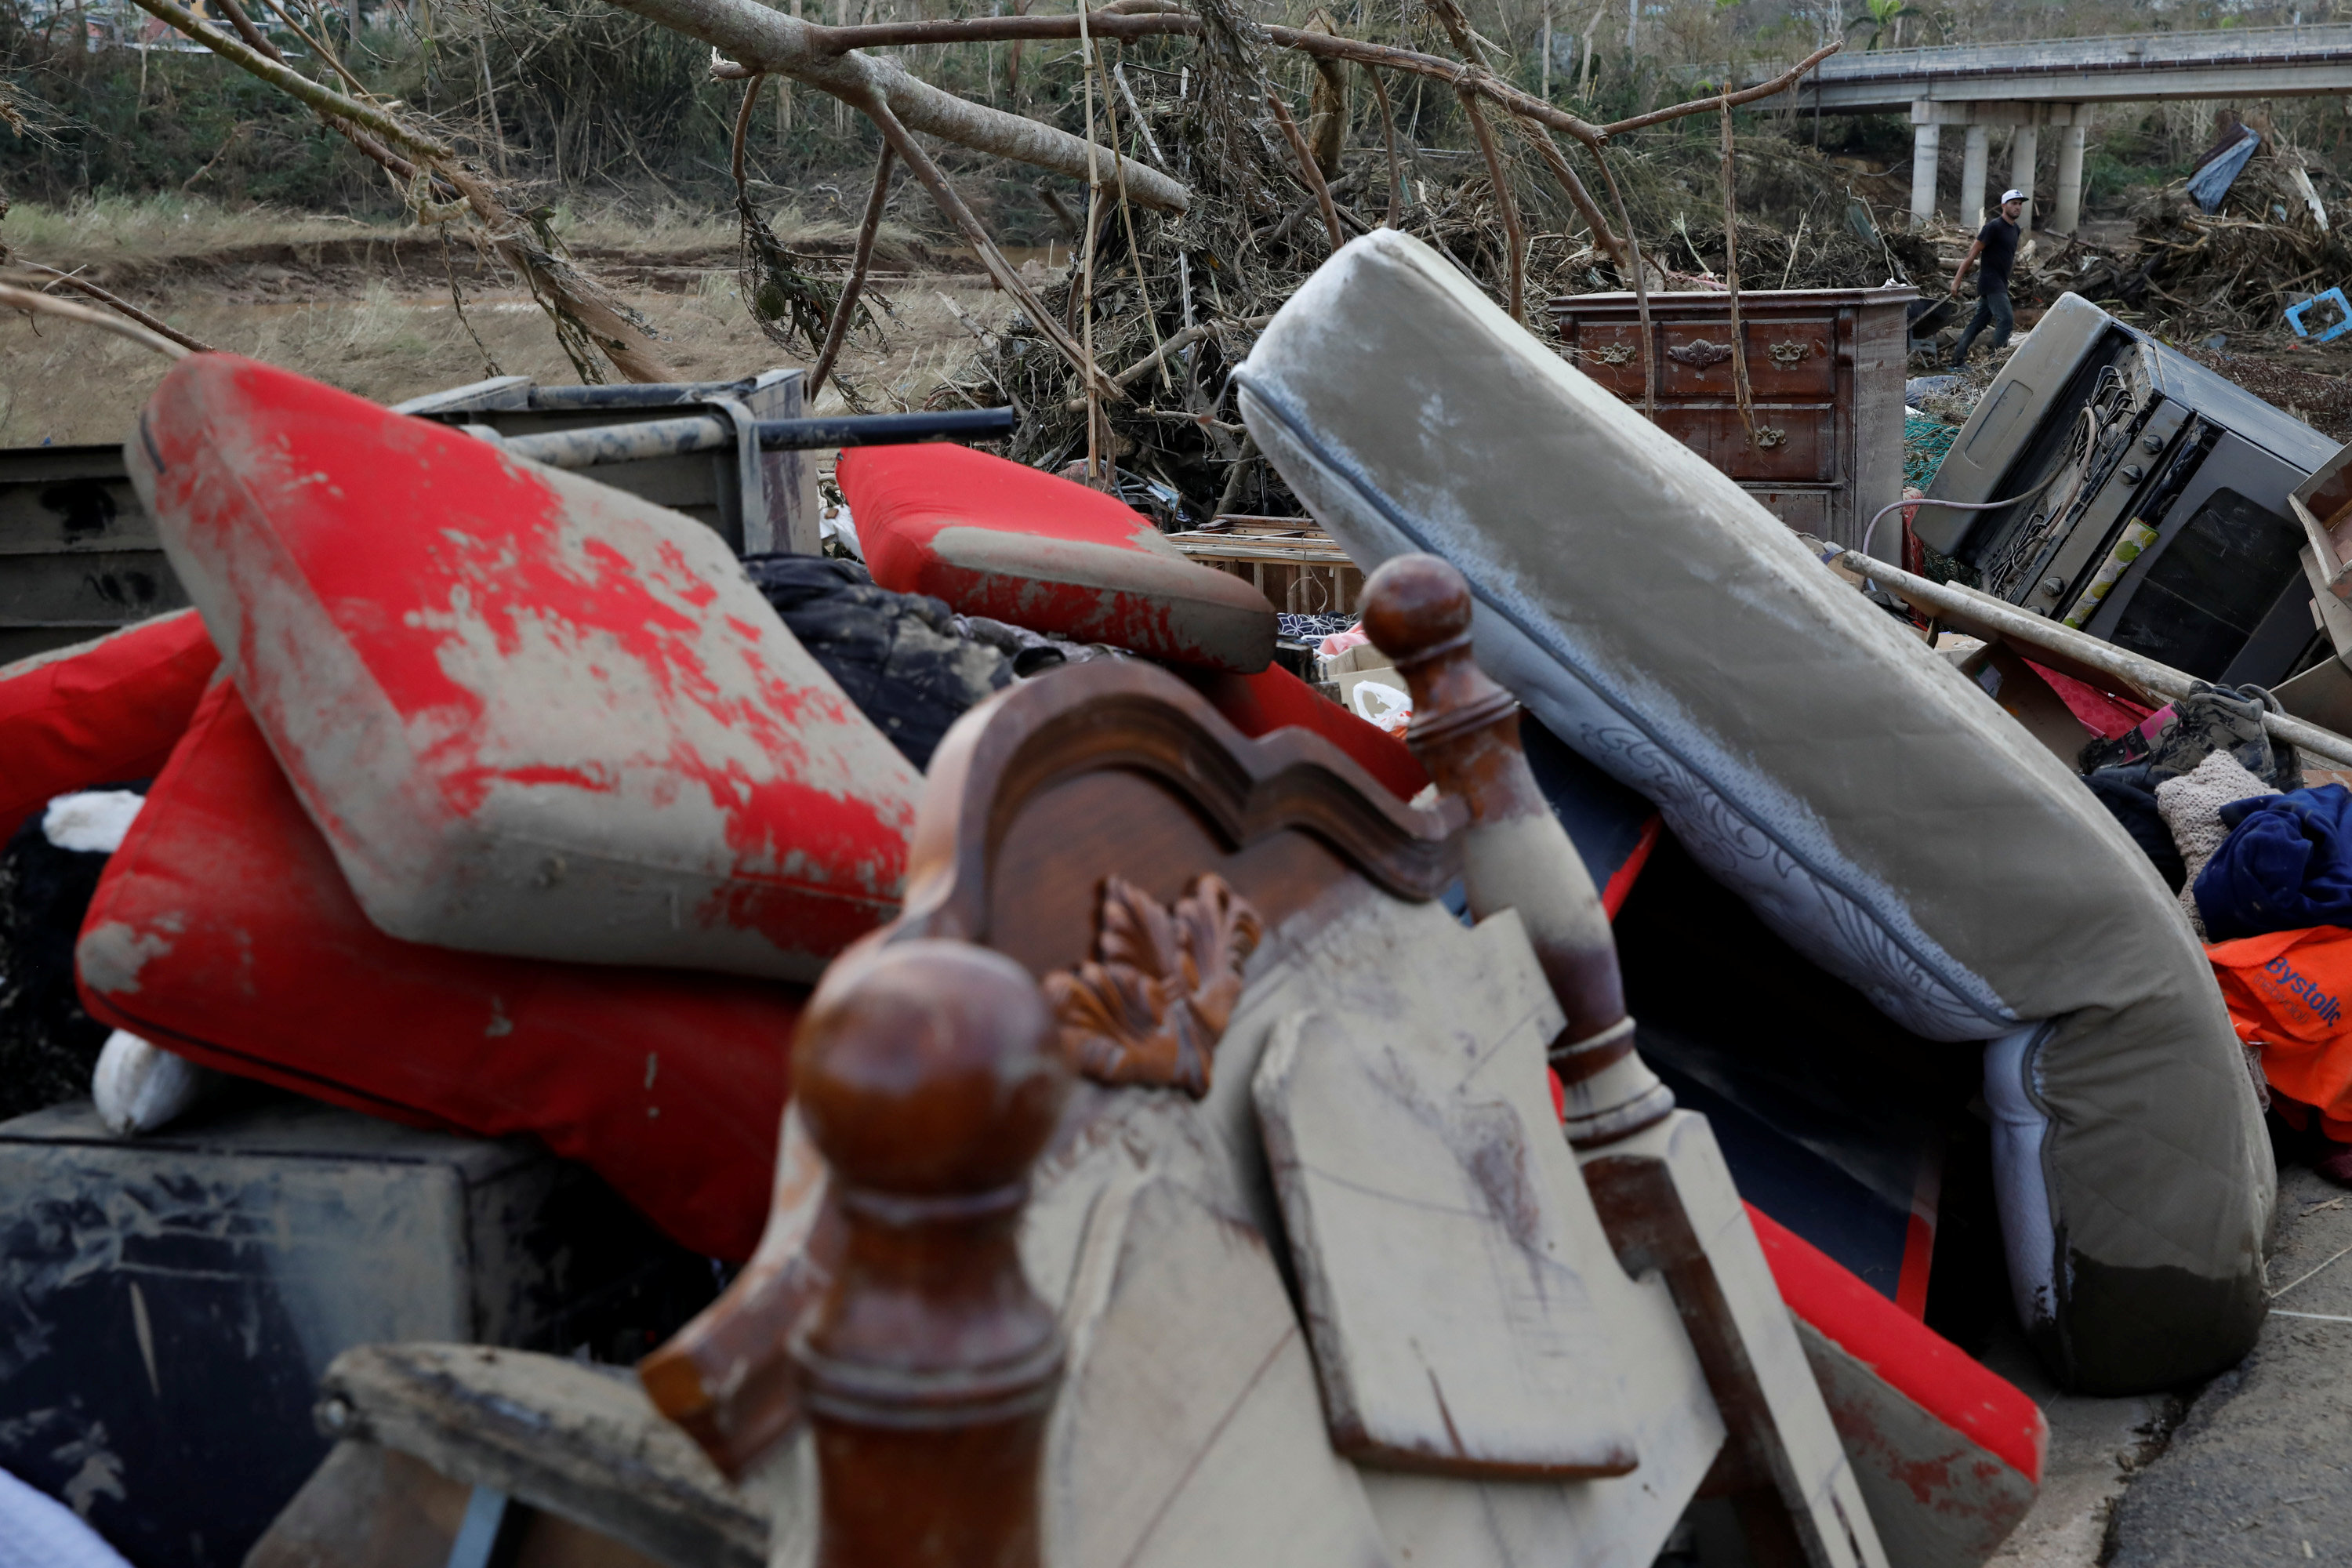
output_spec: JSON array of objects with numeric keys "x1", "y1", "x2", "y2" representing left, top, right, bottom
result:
[
  {"x1": 1766, "y1": 339, "x2": 1819, "y2": 368},
  {"x1": 1589, "y1": 343, "x2": 1637, "y2": 365},
  {"x1": 1667, "y1": 338, "x2": 1733, "y2": 369},
  {"x1": 1753, "y1": 426, "x2": 1788, "y2": 448}
]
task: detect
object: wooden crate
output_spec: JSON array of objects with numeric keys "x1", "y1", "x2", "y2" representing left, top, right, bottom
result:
[{"x1": 1167, "y1": 516, "x2": 1363, "y2": 618}]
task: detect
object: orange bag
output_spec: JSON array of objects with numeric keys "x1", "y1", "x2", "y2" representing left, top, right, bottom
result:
[{"x1": 2206, "y1": 927, "x2": 2352, "y2": 1136}]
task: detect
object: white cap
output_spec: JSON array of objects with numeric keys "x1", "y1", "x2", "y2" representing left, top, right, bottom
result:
[{"x1": 2000, "y1": 189, "x2": 2028, "y2": 205}]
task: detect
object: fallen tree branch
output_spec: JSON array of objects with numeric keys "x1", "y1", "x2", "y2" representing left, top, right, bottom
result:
[
  {"x1": 810, "y1": 141, "x2": 895, "y2": 399},
  {"x1": 851, "y1": 85, "x2": 1116, "y2": 401},
  {"x1": 1064, "y1": 314, "x2": 1277, "y2": 411},
  {"x1": 793, "y1": 8, "x2": 1614, "y2": 150},
  {"x1": 1602, "y1": 42, "x2": 1840, "y2": 136},
  {"x1": 1266, "y1": 90, "x2": 1343, "y2": 252},
  {"x1": 129, "y1": 0, "x2": 677, "y2": 383},
  {"x1": 128, "y1": 0, "x2": 445, "y2": 161},
  {"x1": 1460, "y1": 89, "x2": 1526, "y2": 321},
  {"x1": 1519, "y1": 118, "x2": 1624, "y2": 271},
  {"x1": 612, "y1": 0, "x2": 1189, "y2": 212},
  {"x1": 0, "y1": 282, "x2": 191, "y2": 359},
  {"x1": 7, "y1": 263, "x2": 215, "y2": 353}
]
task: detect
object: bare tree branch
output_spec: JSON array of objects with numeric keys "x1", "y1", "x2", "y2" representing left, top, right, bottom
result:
[
  {"x1": 5, "y1": 263, "x2": 215, "y2": 353},
  {"x1": 1603, "y1": 42, "x2": 1840, "y2": 135},
  {"x1": 849, "y1": 85, "x2": 1116, "y2": 400},
  {"x1": 811, "y1": 141, "x2": 895, "y2": 399},
  {"x1": 0, "y1": 282, "x2": 191, "y2": 359},
  {"x1": 127, "y1": 0, "x2": 678, "y2": 383},
  {"x1": 608, "y1": 0, "x2": 1190, "y2": 212},
  {"x1": 1459, "y1": 89, "x2": 1526, "y2": 321},
  {"x1": 1265, "y1": 91, "x2": 1343, "y2": 253}
]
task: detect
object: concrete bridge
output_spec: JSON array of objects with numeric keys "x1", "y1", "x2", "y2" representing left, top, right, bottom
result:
[{"x1": 1748, "y1": 25, "x2": 2352, "y2": 234}]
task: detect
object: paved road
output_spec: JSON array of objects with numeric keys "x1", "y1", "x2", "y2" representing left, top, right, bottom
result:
[{"x1": 2106, "y1": 1163, "x2": 2352, "y2": 1563}]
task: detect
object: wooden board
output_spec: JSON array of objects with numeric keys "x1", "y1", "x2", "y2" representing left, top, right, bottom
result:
[
  {"x1": 1256, "y1": 1004, "x2": 1639, "y2": 1476},
  {"x1": 1209, "y1": 895, "x2": 1725, "y2": 1564},
  {"x1": 1020, "y1": 1090, "x2": 1398, "y2": 1568}
]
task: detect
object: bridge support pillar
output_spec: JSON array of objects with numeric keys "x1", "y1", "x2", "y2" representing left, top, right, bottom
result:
[
  {"x1": 2010, "y1": 119, "x2": 2040, "y2": 234},
  {"x1": 1961, "y1": 125, "x2": 1991, "y2": 228},
  {"x1": 2054, "y1": 112, "x2": 2088, "y2": 234},
  {"x1": 1910, "y1": 114, "x2": 1940, "y2": 227}
]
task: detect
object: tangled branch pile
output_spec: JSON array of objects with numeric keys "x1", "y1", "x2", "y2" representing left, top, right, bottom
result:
[{"x1": 2068, "y1": 145, "x2": 2352, "y2": 336}]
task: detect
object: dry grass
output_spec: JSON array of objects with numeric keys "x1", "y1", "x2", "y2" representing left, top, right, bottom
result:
[
  {"x1": 1, "y1": 192, "x2": 926, "y2": 267},
  {"x1": 0, "y1": 206, "x2": 1014, "y2": 445}
]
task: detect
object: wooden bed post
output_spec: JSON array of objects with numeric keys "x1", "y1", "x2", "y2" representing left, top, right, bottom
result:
[
  {"x1": 788, "y1": 939, "x2": 1072, "y2": 1568},
  {"x1": 1360, "y1": 554, "x2": 1674, "y2": 1146}
]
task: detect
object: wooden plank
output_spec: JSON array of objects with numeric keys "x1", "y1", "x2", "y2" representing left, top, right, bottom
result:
[
  {"x1": 1199, "y1": 896, "x2": 1722, "y2": 1563},
  {"x1": 1255, "y1": 1003, "x2": 1639, "y2": 1476},
  {"x1": 319, "y1": 1344, "x2": 767, "y2": 1568},
  {"x1": 1021, "y1": 1091, "x2": 1399, "y2": 1568}
]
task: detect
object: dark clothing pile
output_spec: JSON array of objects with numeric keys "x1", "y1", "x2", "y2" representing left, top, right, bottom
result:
[
  {"x1": 2196, "y1": 786, "x2": 2352, "y2": 942},
  {"x1": 2080, "y1": 684, "x2": 2303, "y2": 894},
  {"x1": 0, "y1": 797, "x2": 136, "y2": 1122},
  {"x1": 742, "y1": 554, "x2": 1017, "y2": 771}
]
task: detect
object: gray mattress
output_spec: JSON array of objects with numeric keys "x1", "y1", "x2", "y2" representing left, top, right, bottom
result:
[{"x1": 1235, "y1": 228, "x2": 2272, "y2": 1395}]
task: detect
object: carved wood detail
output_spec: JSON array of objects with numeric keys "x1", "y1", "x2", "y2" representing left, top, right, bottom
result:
[
  {"x1": 1667, "y1": 337, "x2": 1733, "y2": 368},
  {"x1": 644, "y1": 657, "x2": 1451, "y2": 1484},
  {"x1": 898, "y1": 660, "x2": 1457, "y2": 952},
  {"x1": 1044, "y1": 873, "x2": 1265, "y2": 1098}
]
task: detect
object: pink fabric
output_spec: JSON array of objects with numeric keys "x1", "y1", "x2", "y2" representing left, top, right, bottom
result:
[
  {"x1": 2024, "y1": 660, "x2": 2157, "y2": 741},
  {"x1": 1318, "y1": 625, "x2": 1370, "y2": 660}
]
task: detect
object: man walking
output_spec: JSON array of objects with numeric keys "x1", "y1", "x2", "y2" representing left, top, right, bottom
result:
[{"x1": 1949, "y1": 190, "x2": 2026, "y2": 367}]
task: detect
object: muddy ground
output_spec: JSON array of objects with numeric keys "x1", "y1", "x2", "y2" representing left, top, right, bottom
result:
[{"x1": 0, "y1": 211, "x2": 1016, "y2": 445}]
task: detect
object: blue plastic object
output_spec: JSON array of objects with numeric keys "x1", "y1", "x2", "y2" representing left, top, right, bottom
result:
[{"x1": 2286, "y1": 286, "x2": 2352, "y2": 345}]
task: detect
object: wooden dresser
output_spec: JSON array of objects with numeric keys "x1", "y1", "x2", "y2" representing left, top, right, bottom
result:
[{"x1": 1547, "y1": 287, "x2": 1914, "y2": 550}]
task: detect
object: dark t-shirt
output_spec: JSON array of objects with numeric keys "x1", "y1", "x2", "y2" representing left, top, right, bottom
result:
[{"x1": 1975, "y1": 216, "x2": 2021, "y2": 289}]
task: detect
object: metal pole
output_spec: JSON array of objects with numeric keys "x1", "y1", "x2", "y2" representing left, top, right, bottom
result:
[
  {"x1": 467, "y1": 408, "x2": 1017, "y2": 470},
  {"x1": 1820, "y1": 542, "x2": 2352, "y2": 768}
]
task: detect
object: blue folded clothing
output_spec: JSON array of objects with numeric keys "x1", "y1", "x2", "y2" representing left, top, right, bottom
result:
[{"x1": 2194, "y1": 784, "x2": 2352, "y2": 941}]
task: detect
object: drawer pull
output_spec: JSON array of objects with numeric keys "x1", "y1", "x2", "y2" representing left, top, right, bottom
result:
[
  {"x1": 1753, "y1": 426, "x2": 1788, "y2": 448},
  {"x1": 1589, "y1": 343, "x2": 1637, "y2": 365},
  {"x1": 1667, "y1": 338, "x2": 1733, "y2": 369},
  {"x1": 1766, "y1": 339, "x2": 1817, "y2": 367}
]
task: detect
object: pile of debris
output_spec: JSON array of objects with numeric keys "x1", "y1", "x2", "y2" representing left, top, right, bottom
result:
[{"x1": 2067, "y1": 137, "x2": 2352, "y2": 337}]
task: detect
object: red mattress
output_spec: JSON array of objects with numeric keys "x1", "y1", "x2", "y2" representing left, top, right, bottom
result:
[
  {"x1": 840, "y1": 444, "x2": 1279, "y2": 672},
  {"x1": 131, "y1": 354, "x2": 917, "y2": 982},
  {"x1": 78, "y1": 679, "x2": 798, "y2": 1261},
  {"x1": 0, "y1": 610, "x2": 217, "y2": 842}
]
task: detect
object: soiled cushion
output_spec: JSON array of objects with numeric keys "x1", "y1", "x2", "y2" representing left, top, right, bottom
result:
[
  {"x1": 0, "y1": 610, "x2": 217, "y2": 841},
  {"x1": 77, "y1": 679, "x2": 795, "y2": 1260},
  {"x1": 1753, "y1": 1206, "x2": 2044, "y2": 1568},
  {"x1": 838, "y1": 443, "x2": 1278, "y2": 672},
  {"x1": 130, "y1": 355, "x2": 918, "y2": 981},
  {"x1": 1234, "y1": 228, "x2": 2270, "y2": 1395}
]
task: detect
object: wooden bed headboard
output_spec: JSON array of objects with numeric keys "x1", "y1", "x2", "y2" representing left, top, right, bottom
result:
[{"x1": 638, "y1": 557, "x2": 1882, "y2": 1568}]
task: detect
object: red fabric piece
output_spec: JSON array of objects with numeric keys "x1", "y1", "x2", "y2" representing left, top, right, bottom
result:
[
  {"x1": 1175, "y1": 665, "x2": 1430, "y2": 804},
  {"x1": 132, "y1": 354, "x2": 915, "y2": 981},
  {"x1": 78, "y1": 680, "x2": 797, "y2": 1261},
  {"x1": 2207, "y1": 927, "x2": 2352, "y2": 1137},
  {"x1": 1749, "y1": 1203, "x2": 2045, "y2": 1484},
  {"x1": 2020, "y1": 660, "x2": 2155, "y2": 741},
  {"x1": 0, "y1": 610, "x2": 219, "y2": 841},
  {"x1": 839, "y1": 444, "x2": 1277, "y2": 671},
  {"x1": 1601, "y1": 815, "x2": 1662, "y2": 920}
]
